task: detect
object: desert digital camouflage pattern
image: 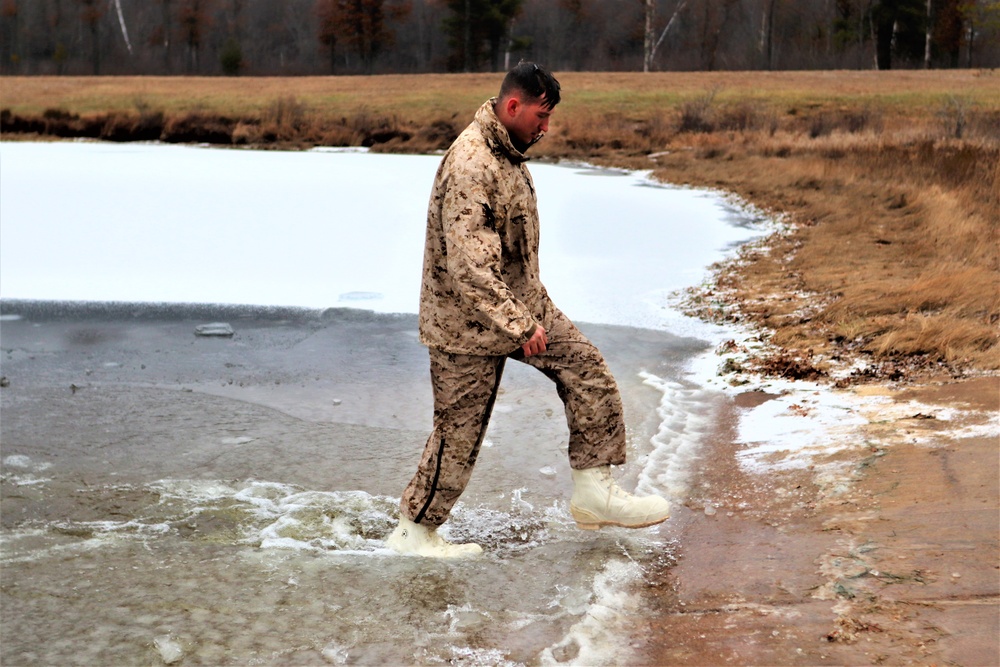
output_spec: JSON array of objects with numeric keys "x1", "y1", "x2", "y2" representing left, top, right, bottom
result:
[
  {"x1": 403, "y1": 99, "x2": 628, "y2": 527},
  {"x1": 419, "y1": 98, "x2": 553, "y2": 355},
  {"x1": 402, "y1": 309, "x2": 627, "y2": 527}
]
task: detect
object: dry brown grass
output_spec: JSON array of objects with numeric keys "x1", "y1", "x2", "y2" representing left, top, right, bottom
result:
[
  {"x1": 2, "y1": 70, "x2": 997, "y2": 136},
  {"x1": 2, "y1": 71, "x2": 998, "y2": 382},
  {"x1": 668, "y1": 133, "x2": 998, "y2": 379}
]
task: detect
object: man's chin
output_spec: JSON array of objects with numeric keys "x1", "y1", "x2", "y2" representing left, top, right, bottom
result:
[
  {"x1": 514, "y1": 133, "x2": 543, "y2": 154},
  {"x1": 511, "y1": 136, "x2": 532, "y2": 154}
]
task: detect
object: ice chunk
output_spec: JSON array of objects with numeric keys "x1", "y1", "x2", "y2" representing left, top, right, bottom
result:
[
  {"x1": 3, "y1": 455, "x2": 33, "y2": 469},
  {"x1": 194, "y1": 322, "x2": 234, "y2": 337},
  {"x1": 338, "y1": 291, "x2": 383, "y2": 301},
  {"x1": 220, "y1": 436, "x2": 255, "y2": 445},
  {"x1": 153, "y1": 635, "x2": 184, "y2": 664},
  {"x1": 322, "y1": 642, "x2": 350, "y2": 664}
]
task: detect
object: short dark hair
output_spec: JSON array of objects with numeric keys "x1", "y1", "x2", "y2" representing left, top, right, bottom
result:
[{"x1": 498, "y1": 62, "x2": 561, "y2": 110}]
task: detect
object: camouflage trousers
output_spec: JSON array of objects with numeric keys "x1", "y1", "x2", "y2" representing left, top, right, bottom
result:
[{"x1": 400, "y1": 312, "x2": 626, "y2": 527}]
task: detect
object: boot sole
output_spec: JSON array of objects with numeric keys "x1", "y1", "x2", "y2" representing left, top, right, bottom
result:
[{"x1": 570, "y1": 507, "x2": 670, "y2": 531}]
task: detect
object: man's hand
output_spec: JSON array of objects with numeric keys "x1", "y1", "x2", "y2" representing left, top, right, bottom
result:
[{"x1": 521, "y1": 325, "x2": 547, "y2": 357}]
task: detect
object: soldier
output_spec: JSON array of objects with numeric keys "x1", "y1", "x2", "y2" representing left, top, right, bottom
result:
[{"x1": 387, "y1": 62, "x2": 670, "y2": 558}]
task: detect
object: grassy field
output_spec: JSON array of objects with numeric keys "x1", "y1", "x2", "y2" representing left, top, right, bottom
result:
[
  {"x1": 3, "y1": 70, "x2": 998, "y2": 116},
  {"x1": 2, "y1": 71, "x2": 998, "y2": 381}
]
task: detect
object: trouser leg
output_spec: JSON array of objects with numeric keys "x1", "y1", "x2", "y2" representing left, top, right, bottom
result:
[
  {"x1": 518, "y1": 311, "x2": 626, "y2": 470},
  {"x1": 400, "y1": 349, "x2": 505, "y2": 528}
]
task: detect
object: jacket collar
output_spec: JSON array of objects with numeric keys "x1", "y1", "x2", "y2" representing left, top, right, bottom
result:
[{"x1": 475, "y1": 98, "x2": 529, "y2": 164}]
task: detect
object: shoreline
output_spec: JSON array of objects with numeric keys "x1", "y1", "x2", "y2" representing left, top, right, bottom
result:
[{"x1": 669, "y1": 340, "x2": 998, "y2": 666}]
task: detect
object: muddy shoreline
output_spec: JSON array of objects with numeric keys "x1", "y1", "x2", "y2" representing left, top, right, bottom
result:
[{"x1": 633, "y1": 374, "x2": 998, "y2": 666}]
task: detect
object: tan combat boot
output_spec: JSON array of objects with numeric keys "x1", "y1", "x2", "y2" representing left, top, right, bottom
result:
[
  {"x1": 570, "y1": 466, "x2": 670, "y2": 530},
  {"x1": 386, "y1": 515, "x2": 483, "y2": 558}
]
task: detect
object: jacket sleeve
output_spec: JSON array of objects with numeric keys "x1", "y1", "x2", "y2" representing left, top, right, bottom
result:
[{"x1": 440, "y1": 166, "x2": 537, "y2": 349}]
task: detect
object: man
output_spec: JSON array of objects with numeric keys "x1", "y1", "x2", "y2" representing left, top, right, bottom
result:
[{"x1": 387, "y1": 62, "x2": 670, "y2": 558}]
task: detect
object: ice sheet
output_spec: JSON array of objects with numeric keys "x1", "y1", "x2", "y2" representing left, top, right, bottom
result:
[{"x1": 0, "y1": 142, "x2": 768, "y2": 333}]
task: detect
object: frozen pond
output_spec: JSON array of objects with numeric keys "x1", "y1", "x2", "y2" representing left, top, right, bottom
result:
[
  {"x1": 0, "y1": 142, "x2": 764, "y2": 333},
  {"x1": 0, "y1": 142, "x2": 771, "y2": 666}
]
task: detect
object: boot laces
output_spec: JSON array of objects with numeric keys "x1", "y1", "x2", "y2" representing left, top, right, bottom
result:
[{"x1": 597, "y1": 468, "x2": 631, "y2": 500}]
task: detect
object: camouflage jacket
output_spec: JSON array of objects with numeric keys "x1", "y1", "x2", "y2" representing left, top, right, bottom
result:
[{"x1": 418, "y1": 98, "x2": 557, "y2": 355}]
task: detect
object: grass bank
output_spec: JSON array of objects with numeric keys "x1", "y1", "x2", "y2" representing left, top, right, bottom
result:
[{"x1": 2, "y1": 71, "x2": 998, "y2": 383}]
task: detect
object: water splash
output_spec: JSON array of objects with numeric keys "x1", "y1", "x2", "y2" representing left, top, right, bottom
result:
[{"x1": 634, "y1": 371, "x2": 717, "y2": 500}]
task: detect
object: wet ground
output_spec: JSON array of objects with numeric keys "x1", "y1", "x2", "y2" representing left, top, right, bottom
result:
[
  {"x1": 1, "y1": 302, "x2": 996, "y2": 666},
  {"x1": 632, "y1": 376, "x2": 999, "y2": 667}
]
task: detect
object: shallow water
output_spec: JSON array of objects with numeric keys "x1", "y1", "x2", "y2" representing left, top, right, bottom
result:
[
  {"x1": 0, "y1": 143, "x2": 768, "y2": 665},
  {"x1": 1, "y1": 308, "x2": 701, "y2": 666}
]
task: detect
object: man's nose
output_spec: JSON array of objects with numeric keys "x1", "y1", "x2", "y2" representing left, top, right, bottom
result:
[{"x1": 540, "y1": 118, "x2": 549, "y2": 132}]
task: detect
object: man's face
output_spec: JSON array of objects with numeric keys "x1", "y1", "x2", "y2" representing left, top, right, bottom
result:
[{"x1": 504, "y1": 95, "x2": 554, "y2": 150}]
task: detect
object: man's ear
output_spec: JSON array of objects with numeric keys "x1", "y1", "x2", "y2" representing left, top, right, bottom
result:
[{"x1": 504, "y1": 96, "x2": 520, "y2": 118}]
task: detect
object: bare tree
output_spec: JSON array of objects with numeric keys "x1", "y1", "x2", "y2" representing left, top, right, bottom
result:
[
  {"x1": 393, "y1": 0, "x2": 447, "y2": 71},
  {"x1": 312, "y1": 0, "x2": 409, "y2": 74},
  {"x1": 112, "y1": 0, "x2": 133, "y2": 54},
  {"x1": 177, "y1": 0, "x2": 213, "y2": 72},
  {"x1": 933, "y1": 0, "x2": 962, "y2": 65},
  {"x1": 154, "y1": 0, "x2": 174, "y2": 73},
  {"x1": 959, "y1": 0, "x2": 1000, "y2": 67},
  {"x1": 924, "y1": 0, "x2": 932, "y2": 66},
  {"x1": 700, "y1": 0, "x2": 738, "y2": 70},
  {"x1": 1, "y1": 0, "x2": 19, "y2": 73},
  {"x1": 49, "y1": 0, "x2": 72, "y2": 73},
  {"x1": 444, "y1": 0, "x2": 522, "y2": 72},
  {"x1": 315, "y1": 0, "x2": 339, "y2": 72},
  {"x1": 644, "y1": 0, "x2": 687, "y2": 71},
  {"x1": 77, "y1": 0, "x2": 104, "y2": 73},
  {"x1": 759, "y1": 0, "x2": 777, "y2": 68}
]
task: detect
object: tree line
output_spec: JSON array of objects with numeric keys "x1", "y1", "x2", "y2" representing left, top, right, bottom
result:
[{"x1": 2, "y1": 0, "x2": 997, "y2": 76}]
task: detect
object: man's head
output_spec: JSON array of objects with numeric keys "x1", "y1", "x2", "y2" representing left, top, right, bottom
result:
[{"x1": 494, "y1": 62, "x2": 561, "y2": 152}]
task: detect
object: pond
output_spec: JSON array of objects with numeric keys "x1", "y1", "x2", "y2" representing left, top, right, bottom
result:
[
  {"x1": 0, "y1": 142, "x2": 766, "y2": 332},
  {"x1": 0, "y1": 141, "x2": 772, "y2": 666}
]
